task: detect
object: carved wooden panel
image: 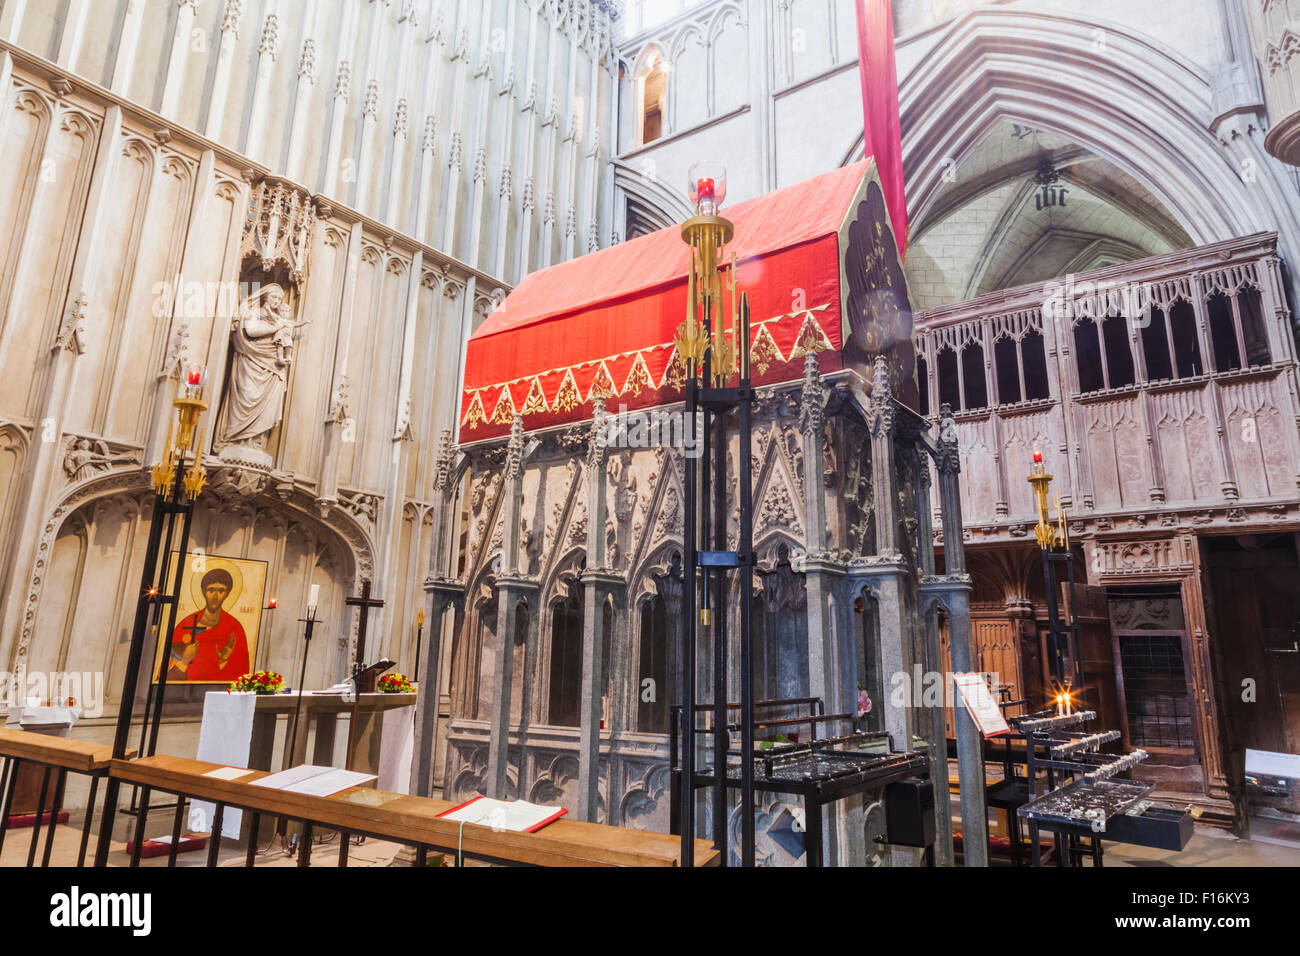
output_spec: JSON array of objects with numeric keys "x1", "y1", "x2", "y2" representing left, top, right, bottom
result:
[
  {"x1": 1150, "y1": 390, "x2": 1216, "y2": 504},
  {"x1": 1221, "y1": 378, "x2": 1293, "y2": 499},
  {"x1": 1085, "y1": 398, "x2": 1148, "y2": 509},
  {"x1": 936, "y1": 615, "x2": 1023, "y2": 738},
  {"x1": 956, "y1": 419, "x2": 997, "y2": 521},
  {"x1": 1089, "y1": 535, "x2": 1198, "y2": 577},
  {"x1": 999, "y1": 408, "x2": 1057, "y2": 517}
]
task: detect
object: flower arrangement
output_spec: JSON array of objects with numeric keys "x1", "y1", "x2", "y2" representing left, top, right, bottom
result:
[
  {"x1": 377, "y1": 672, "x2": 413, "y2": 694},
  {"x1": 229, "y1": 671, "x2": 284, "y2": 695},
  {"x1": 856, "y1": 684, "x2": 873, "y2": 719}
]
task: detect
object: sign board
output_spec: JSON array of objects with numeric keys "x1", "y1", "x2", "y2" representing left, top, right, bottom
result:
[
  {"x1": 1245, "y1": 748, "x2": 1300, "y2": 781},
  {"x1": 952, "y1": 673, "x2": 1011, "y2": 738}
]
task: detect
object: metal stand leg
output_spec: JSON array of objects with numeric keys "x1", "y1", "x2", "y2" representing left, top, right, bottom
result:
[
  {"x1": 0, "y1": 757, "x2": 15, "y2": 861},
  {"x1": 129, "y1": 786, "x2": 152, "y2": 868},
  {"x1": 415, "y1": 845, "x2": 427, "y2": 867},
  {"x1": 298, "y1": 822, "x2": 313, "y2": 867},
  {"x1": 339, "y1": 831, "x2": 350, "y2": 867},
  {"x1": 0, "y1": 757, "x2": 10, "y2": 830},
  {"x1": 41, "y1": 769, "x2": 67, "y2": 867},
  {"x1": 805, "y1": 799, "x2": 824, "y2": 868},
  {"x1": 206, "y1": 804, "x2": 224, "y2": 866},
  {"x1": 27, "y1": 766, "x2": 51, "y2": 867},
  {"x1": 1010, "y1": 809, "x2": 1023, "y2": 867},
  {"x1": 77, "y1": 773, "x2": 100, "y2": 867},
  {"x1": 167, "y1": 796, "x2": 187, "y2": 866},
  {"x1": 245, "y1": 813, "x2": 260, "y2": 867}
]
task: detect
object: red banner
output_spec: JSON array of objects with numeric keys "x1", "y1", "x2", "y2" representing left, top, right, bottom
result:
[{"x1": 855, "y1": 0, "x2": 908, "y2": 260}]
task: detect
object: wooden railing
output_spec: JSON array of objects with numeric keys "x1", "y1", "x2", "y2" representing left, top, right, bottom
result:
[
  {"x1": 0, "y1": 732, "x2": 719, "y2": 868},
  {"x1": 0, "y1": 728, "x2": 124, "y2": 867}
]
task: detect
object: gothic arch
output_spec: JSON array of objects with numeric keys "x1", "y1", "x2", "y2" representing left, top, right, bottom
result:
[
  {"x1": 613, "y1": 159, "x2": 695, "y2": 237},
  {"x1": 630, "y1": 41, "x2": 666, "y2": 82},
  {"x1": 754, "y1": 529, "x2": 804, "y2": 572},
  {"x1": 11, "y1": 469, "x2": 372, "y2": 671},
  {"x1": 453, "y1": 554, "x2": 500, "y2": 718},
  {"x1": 893, "y1": 9, "x2": 1271, "y2": 249},
  {"x1": 628, "y1": 538, "x2": 681, "y2": 609},
  {"x1": 542, "y1": 546, "x2": 586, "y2": 609},
  {"x1": 630, "y1": 43, "x2": 669, "y2": 149},
  {"x1": 704, "y1": 1, "x2": 746, "y2": 41},
  {"x1": 840, "y1": 9, "x2": 1288, "y2": 256}
]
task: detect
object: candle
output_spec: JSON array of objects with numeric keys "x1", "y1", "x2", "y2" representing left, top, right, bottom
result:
[
  {"x1": 687, "y1": 162, "x2": 726, "y2": 214},
  {"x1": 308, "y1": 583, "x2": 320, "y2": 610}
]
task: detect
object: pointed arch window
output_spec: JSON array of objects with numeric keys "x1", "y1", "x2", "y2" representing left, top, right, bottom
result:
[
  {"x1": 638, "y1": 52, "x2": 668, "y2": 145},
  {"x1": 548, "y1": 581, "x2": 583, "y2": 727},
  {"x1": 1073, "y1": 317, "x2": 1105, "y2": 392},
  {"x1": 960, "y1": 342, "x2": 988, "y2": 410},
  {"x1": 636, "y1": 554, "x2": 682, "y2": 733},
  {"x1": 915, "y1": 353, "x2": 930, "y2": 416},
  {"x1": 936, "y1": 347, "x2": 960, "y2": 410},
  {"x1": 472, "y1": 591, "x2": 498, "y2": 721},
  {"x1": 993, "y1": 335, "x2": 1021, "y2": 404},
  {"x1": 1021, "y1": 329, "x2": 1050, "y2": 400},
  {"x1": 752, "y1": 546, "x2": 809, "y2": 700}
]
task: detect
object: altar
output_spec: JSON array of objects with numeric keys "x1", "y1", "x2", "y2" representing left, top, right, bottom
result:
[
  {"x1": 248, "y1": 692, "x2": 417, "y2": 782},
  {"x1": 193, "y1": 690, "x2": 416, "y2": 839}
]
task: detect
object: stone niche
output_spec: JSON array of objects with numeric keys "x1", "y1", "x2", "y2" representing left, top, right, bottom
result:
[{"x1": 210, "y1": 177, "x2": 320, "y2": 500}]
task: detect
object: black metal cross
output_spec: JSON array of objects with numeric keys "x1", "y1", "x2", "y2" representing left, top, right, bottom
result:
[
  {"x1": 171, "y1": 615, "x2": 205, "y2": 668},
  {"x1": 345, "y1": 579, "x2": 384, "y2": 669}
]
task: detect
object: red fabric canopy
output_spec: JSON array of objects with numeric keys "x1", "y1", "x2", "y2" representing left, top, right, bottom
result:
[{"x1": 460, "y1": 162, "x2": 875, "y2": 442}]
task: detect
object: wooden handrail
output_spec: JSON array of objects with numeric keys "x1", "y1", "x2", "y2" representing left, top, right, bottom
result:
[{"x1": 109, "y1": 755, "x2": 719, "y2": 868}]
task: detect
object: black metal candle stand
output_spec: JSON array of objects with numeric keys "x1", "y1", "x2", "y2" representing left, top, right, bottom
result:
[
  {"x1": 676, "y1": 373, "x2": 757, "y2": 867},
  {"x1": 94, "y1": 458, "x2": 199, "y2": 866}
]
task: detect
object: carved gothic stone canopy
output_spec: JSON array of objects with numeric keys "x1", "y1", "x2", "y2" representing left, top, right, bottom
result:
[{"x1": 240, "y1": 176, "x2": 320, "y2": 286}]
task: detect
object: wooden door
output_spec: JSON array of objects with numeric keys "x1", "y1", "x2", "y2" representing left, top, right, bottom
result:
[{"x1": 1065, "y1": 583, "x2": 1125, "y2": 743}]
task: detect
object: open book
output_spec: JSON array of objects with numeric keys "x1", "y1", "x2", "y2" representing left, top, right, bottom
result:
[
  {"x1": 437, "y1": 796, "x2": 568, "y2": 833},
  {"x1": 249, "y1": 764, "x2": 377, "y2": 797}
]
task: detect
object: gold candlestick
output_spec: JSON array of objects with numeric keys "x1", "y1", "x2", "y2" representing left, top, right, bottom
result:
[
  {"x1": 152, "y1": 373, "x2": 209, "y2": 500},
  {"x1": 1027, "y1": 450, "x2": 1055, "y2": 550}
]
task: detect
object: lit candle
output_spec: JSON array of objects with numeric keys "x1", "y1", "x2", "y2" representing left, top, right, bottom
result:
[
  {"x1": 308, "y1": 583, "x2": 320, "y2": 611},
  {"x1": 686, "y1": 162, "x2": 726, "y2": 215}
]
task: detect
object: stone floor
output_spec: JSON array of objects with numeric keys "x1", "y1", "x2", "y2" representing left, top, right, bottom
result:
[
  {"x1": 1101, "y1": 814, "x2": 1300, "y2": 867},
  {"x1": 0, "y1": 818, "x2": 411, "y2": 867}
]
